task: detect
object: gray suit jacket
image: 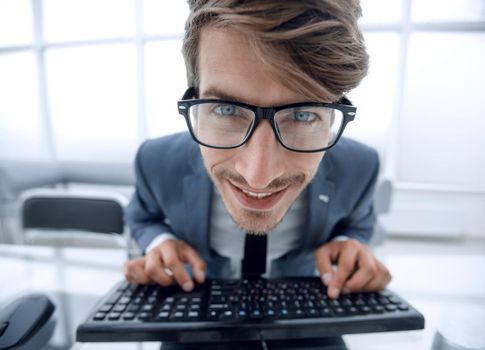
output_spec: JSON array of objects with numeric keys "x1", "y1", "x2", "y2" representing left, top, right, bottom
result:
[{"x1": 124, "y1": 132, "x2": 379, "y2": 278}]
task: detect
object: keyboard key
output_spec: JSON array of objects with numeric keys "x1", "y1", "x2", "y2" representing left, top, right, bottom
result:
[
  {"x1": 123, "y1": 312, "x2": 136, "y2": 320},
  {"x1": 188, "y1": 311, "x2": 199, "y2": 319},
  {"x1": 250, "y1": 309, "x2": 263, "y2": 319},
  {"x1": 138, "y1": 312, "x2": 150, "y2": 320},
  {"x1": 141, "y1": 305, "x2": 154, "y2": 312},
  {"x1": 157, "y1": 312, "x2": 170, "y2": 320},
  {"x1": 93, "y1": 312, "x2": 106, "y2": 321},
  {"x1": 118, "y1": 297, "x2": 131, "y2": 305},
  {"x1": 108, "y1": 312, "x2": 121, "y2": 320},
  {"x1": 170, "y1": 311, "x2": 184, "y2": 320},
  {"x1": 320, "y1": 308, "x2": 333, "y2": 317},
  {"x1": 360, "y1": 306, "x2": 371, "y2": 314},
  {"x1": 306, "y1": 308, "x2": 319, "y2": 317},
  {"x1": 99, "y1": 304, "x2": 112, "y2": 313},
  {"x1": 112, "y1": 305, "x2": 127, "y2": 313},
  {"x1": 265, "y1": 309, "x2": 276, "y2": 317},
  {"x1": 106, "y1": 292, "x2": 122, "y2": 305},
  {"x1": 222, "y1": 310, "x2": 234, "y2": 319},
  {"x1": 279, "y1": 308, "x2": 290, "y2": 318},
  {"x1": 385, "y1": 305, "x2": 397, "y2": 312},
  {"x1": 347, "y1": 307, "x2": 360, "y2": 315},
  {"x1": 333, "y1": 307, "x2": 346, "y2": 316},
  {"x1": 209, "y1": 310, "x2": 221, "y2": 320},
  {"x1": 127, "y1": 304, "x2": 140, "y2": 312},
  {"x1": 372, "y1": 305, "x2": 385, "y2": 314}
]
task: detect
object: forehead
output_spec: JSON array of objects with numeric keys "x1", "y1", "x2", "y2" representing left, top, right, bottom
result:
[{"x1": 197, "y1": 27, "x2": 310, "y2": 106}]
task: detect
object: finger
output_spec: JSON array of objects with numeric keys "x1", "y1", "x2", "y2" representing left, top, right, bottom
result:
[
  {"x1": 342, "y1": 250, "x2": 377, "y2": 292},
  {"x1": 314, "y1": 245, "x2": 335, "y2": 286},
  {"x1": 145, "y1": 248, "x2": 176, "y2": 286},
  {"x1": 179, "y1": 243, "x2": 207, "y2": 284},
  {"x1": 328, "y1": 242, "x2": 359, "y2": 298},
  {"x1": 124, "y1": 258, "x2": 152, "y2": 285},
  {"x1": 160, "y1": 241, "x2": 194, "y2": 292},
  {"x1": 361, "y1": 263, "x2": 392, "y2": 292}
]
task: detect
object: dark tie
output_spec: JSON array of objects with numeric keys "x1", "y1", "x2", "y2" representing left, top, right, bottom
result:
[{"x1": 241, "y1": 233, "x2": 267, "y2": 277}]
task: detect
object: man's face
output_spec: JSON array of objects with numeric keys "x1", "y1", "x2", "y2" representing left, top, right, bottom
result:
[{"x1": 197, "y1": 27, "x2": 326, "y2": 234}]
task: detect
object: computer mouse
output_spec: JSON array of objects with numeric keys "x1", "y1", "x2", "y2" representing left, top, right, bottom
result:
[{"x1": 0, "y1": 294, "x2": 55, "y2": 350}]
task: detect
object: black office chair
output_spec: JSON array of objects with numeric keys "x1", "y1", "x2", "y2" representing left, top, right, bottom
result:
[{"x1": 20, "y1": 188, "x2": 130, "y2": 249}]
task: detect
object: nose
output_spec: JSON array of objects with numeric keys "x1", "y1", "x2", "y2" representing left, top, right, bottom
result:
[{"x1": 234, "y1": 121, "x2": 285, "y2": 189}]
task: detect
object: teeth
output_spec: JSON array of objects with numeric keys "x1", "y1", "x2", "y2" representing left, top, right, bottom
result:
[{"x1": 241, "y1": 189, "x2": 273, "y2": 199}]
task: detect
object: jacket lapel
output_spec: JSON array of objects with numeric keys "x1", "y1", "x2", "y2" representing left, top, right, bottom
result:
[
  {"x1": 182, "y1": 146, "x2": 213, "y2": 259},
  {"x1": 299, "y1": 158, "x2": 335, "y2": 254}
]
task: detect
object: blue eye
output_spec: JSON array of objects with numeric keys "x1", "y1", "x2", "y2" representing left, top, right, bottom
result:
[
  {"x1": 293, "y1": 111, "x2": 317, "y2": 122},
  {"x1": 214, "y1": 104, "x2": 238, "y2": 116}
]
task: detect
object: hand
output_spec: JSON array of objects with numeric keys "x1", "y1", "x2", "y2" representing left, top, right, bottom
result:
[
  {"x1": 124, "y1": 239, "x2": 206, "y2": 292},
  {"x1": 314, "y1": 239, "x2": 391, "y2": 299}
]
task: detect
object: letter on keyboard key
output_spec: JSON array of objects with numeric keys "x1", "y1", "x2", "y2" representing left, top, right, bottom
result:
[
  {"x1": 112, "y1": 305, "x2": 127, "y2": 313},
  {"x1": 99, "y1": 304, "x2": 112, "y2": 313},
  {"x1": 170, "y1": 311, "x2": 184, "y2": 320},
  {"x1": 279, "y1": 308, "x2": 290, "y2": 318},
  {"x1": 108, "y1": 312, "x2": 121, "y2": 320},
  {"x1": 138, "y1": 312, "x2": 150, "y2": 320},
  {"x1": 319, "y1": 308, "x2": 333, "y2": 317},
  {"x1": 123, "y1": 312, "x2": 136, "y2": 320},
  {"x1": 157, "y1": 312, "x2": 169, "y2": 320},
  {"x1": 188, "y1": 311, "x2": 199, "y2": 319},
  {"x1": 306, "y1": 308, "x2": 319, "y2": 317},
  {"x1": 372, "y1": 305, "x2": 384, "y2": 313},
  {"x1": 333, "y1": 307, "x2": 346, "y2": 316},
  {"x1": 222, "y1": 310, "x2": 234, "y2": 320}
]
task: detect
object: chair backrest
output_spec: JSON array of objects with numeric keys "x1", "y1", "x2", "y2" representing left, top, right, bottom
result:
[
  {"x1": 19, "y1": 188, "x2": 131, "y2": 249},
  {"x1": 22, "y1": 196, "x2": 124, "y2": 234}
]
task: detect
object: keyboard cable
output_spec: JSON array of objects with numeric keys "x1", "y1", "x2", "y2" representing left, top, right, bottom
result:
[{"x1": 258, "y1": 330, "x2": 269, "y2": 350}]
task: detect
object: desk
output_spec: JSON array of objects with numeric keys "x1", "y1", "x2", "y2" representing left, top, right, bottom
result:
[{"x1": 1, "y1": 244, "x2": 484, "y2": 350}]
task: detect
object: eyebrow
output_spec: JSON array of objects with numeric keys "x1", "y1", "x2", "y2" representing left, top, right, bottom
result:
[{"x1": 199, "y1": 87, "x2": 245, "y2": 103}]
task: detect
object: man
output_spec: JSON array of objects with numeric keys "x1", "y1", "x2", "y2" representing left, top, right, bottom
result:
[{"x1": 124, "y1": 0, "x2": 391, "y2": 299}]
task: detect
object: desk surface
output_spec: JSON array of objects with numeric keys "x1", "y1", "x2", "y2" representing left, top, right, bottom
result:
[{"x1": 1, "y1": 244, "x2": 485, "y2": 350}]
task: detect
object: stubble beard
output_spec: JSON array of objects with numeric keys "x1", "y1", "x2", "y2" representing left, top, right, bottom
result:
[{"x1": 212, "y1": 168, "x2": 309, "y2": 235}]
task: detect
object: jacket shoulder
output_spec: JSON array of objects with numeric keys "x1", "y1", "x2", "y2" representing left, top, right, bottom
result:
[
  {"x1": 324, "y1": 137, "x2": 379, "y2": 175},
  {"x1": 136, "y1": 132, "x2": 199, "y2": 178}
]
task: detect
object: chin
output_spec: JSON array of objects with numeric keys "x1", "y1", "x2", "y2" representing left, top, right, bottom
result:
[{"x1": 227, "y1": 202, "x2": 288, "y2": 235}]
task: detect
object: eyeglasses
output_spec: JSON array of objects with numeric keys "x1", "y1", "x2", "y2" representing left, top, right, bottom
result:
[{"x1": 177, "y1": 88, "x2": 356, "y2": 153}]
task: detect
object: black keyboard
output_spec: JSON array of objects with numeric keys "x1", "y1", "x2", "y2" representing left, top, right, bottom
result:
[{"x1": 76, "y1": 277, "x2": 424, "y2": 343}]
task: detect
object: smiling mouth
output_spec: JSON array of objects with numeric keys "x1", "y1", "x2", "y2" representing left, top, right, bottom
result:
[
  {"x1": 240, "y1": 188, "x2": 275, "y2": 199},
  {"x1": 228, "y1": 181, "x2": 287, "y2": 210}
]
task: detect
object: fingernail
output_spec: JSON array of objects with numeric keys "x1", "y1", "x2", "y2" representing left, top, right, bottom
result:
[
  {"x1": 322, "y1": 272, "x2": 333, "y2": 286},
  {"x1": 182, "y1": 281, "x2": 193, "y2": 292},
  {"x1": 194, "y1": 268, "x2": 205, "y2": 282},
  {"x1": 329, "y1": 287, "x2": 340, "y2": 299},
  {"x1": 342, "y1": 287, "x2": 351, "y2": 294}
]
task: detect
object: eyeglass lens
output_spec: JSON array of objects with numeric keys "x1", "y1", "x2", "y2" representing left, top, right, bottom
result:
[{"x1": 188, "y1": 102, "x2": 343, "y2": 151}]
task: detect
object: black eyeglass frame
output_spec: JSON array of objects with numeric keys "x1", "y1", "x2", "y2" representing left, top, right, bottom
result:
[{"x1": 177, "y1": 87, "x2": 357, "y2": 153}]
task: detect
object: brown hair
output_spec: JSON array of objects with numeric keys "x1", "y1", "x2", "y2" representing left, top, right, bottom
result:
[{"x1": 183, "y1": 0, "x2": 368, "y2": 102}]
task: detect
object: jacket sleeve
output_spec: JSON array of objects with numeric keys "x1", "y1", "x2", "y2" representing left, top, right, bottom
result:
[
  {"x1": 330, "y1": 150, "x2": 380, "y2": 244},
  {"x1": 124, "y1": 141, "x2": 175, "y2": 253}
]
